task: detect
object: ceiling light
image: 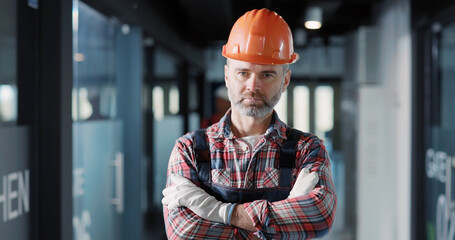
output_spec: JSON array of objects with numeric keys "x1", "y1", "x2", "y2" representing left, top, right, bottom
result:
[{"x1": 304, "y1": 7, "x2": 322, "y2": 30}]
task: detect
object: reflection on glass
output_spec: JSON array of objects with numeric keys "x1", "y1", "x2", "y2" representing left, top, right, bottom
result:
[
  {"x1": 441, "y1": 22, "x2": 455, "y2": 129},
  {"x1": 275, "y1": 91, "x2": 287, "y2": 123},
  {"x1": 425, "y1": 21, "x2": 455, "y2": 240},
  {"x1": 0, "y1": 85, "x2": 17, "y2": 122},
  {"x1": 315, "y1": 86, "x2": 334, "y2": 139},
  {"x1": 169, "y1": 86, "x2": 179, "y2": 115},
  {"x1": 293, "y1": 86, "x2": 310, "y2": 132},
  {"x1": 0, "y1": 0, "x2": 17, "y2": 124},
  {"x1": 72, "y1": 0, "x2": 116, "y2": 122},
  {"x1": 153, "y1": 86, "x2": 164, "y2": 121},
  {"x1": 72, "y1": 88, "x2": 93, "y2": 121},
  {"x1": 72, "y1": 1, "x2": 124, "y2": 240}
]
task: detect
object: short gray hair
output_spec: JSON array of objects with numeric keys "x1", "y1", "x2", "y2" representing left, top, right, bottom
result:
[{"x1": 282, "y1": 64, "x2": 289, "y2": 73}]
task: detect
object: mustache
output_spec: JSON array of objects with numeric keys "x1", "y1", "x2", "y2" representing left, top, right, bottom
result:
[{"x1": 240, "y1": 91, "x2": 266, "y2": 101}]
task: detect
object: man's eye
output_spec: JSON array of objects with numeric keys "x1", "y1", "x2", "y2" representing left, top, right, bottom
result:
[
  {"x1": 239, "y1": 72, "x2": 249, "y2": 77},
  {"x1": 262, "y1": 73, "x2": 275, "y2": 79}
]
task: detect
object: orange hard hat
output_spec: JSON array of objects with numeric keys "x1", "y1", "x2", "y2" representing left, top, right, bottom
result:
[{"x1": 222, "y1": 8, "x2": 299, "y2": 65}]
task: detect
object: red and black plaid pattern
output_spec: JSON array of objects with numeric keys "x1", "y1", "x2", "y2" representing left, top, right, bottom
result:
[{"x1": 163, "y1": 110, "x2": 337, "y2": 239}]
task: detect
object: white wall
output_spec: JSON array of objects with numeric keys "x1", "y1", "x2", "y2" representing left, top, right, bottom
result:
[{"x1": 356, "y1": 0, "x2": 411, "y2": 239}]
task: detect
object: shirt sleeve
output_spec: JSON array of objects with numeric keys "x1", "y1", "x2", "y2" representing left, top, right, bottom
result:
[
  {"x1": 243, "y1": 137, "x2": 337, "y2": 239},
  {"x1": 163, "y1": 136, "x2": 237, "y2": 239}
]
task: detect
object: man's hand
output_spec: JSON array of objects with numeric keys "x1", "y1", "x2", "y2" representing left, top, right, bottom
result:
[
  {"x1": 288, "y1": 168, "x2": 319, "y2": 199},
  {"x1": 162, "y1": 174, "x2": 234, "y2": 225}
]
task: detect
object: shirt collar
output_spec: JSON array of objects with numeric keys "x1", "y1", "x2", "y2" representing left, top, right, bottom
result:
[{"x1": 207, "y1": 109, "x2": 288, "y2": 141}]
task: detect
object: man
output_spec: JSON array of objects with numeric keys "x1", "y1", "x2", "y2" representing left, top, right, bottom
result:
[{"x1": 162, "y1": 8, "x2": 336, "y2": 239}]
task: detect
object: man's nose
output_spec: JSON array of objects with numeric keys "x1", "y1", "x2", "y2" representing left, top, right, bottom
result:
[{"x1": 246, "y1": 74, "x2": 261, "y2": 92}]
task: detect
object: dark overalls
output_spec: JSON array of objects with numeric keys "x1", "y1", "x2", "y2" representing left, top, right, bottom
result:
[{"x1": 194, "y1": 128, "x2": 303, "y2": 204}]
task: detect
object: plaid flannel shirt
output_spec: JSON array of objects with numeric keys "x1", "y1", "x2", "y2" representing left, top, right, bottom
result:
[{"x1": 163, "y1": 110, "x2": 337, "y2": 239}]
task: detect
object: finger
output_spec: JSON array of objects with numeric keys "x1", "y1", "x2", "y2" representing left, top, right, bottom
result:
[
  {"x1": 167, "y1": 199, "x2": 182, "y2": 210},
  {"x1": 162, "y1": 195, "x2": 169, "y2": 205},
  {"x1": 167, "y1": 198, "x2": 186, "y2": 210},
  {"x1": 162, "y1": 192, "x2": 183, "y2": 210},
  {"x1": 162, "y1": 194, "x2": 174, "y2": 206},
  {"x1": 162, "y1": 185, "x2": 179, "y2": 196}
]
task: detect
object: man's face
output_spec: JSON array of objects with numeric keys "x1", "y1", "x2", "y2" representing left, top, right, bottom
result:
[{"x1": 224, "y1": 59, "x2": 291, "y2": 118}]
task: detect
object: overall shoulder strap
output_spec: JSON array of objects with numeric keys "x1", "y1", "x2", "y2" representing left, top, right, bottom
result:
[
  {"x1": 279, "y1": 127, "x2": 303, "y2": 187},
  {"x1": 280, "y1": 128, "x2": 303, "y2": 168},
  {"x1": 194, "y1": 129, "x2": 210, "y2": 162},
  {"x1": 194, "y1": 129, "x2": 210, "y2": 183}
]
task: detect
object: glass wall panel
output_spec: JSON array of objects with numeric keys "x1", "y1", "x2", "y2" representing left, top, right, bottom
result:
[
  {"x1": 151, "y1": 48, "x2": 183, "y2": 209},
  {"x1": 0, "y1": 0, "x2": 17, "y2": 124},
  {"x1": 440, "y1": 23, "x2": 455, "y2": 130},
  {"x1": 72, "y1": 2, "x2": 126, "y2": 240},
  {"x1": 73, "y1": 1, "x2": 116, "y2": 122},
  {"x1": 0, "y1": 2, "x2": 34, "y2": 240},
  {"x1": 425, "y1": 21, "x2": 455, "y2": 240}
]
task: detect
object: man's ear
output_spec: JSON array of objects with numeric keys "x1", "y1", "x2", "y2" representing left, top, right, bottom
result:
[
  {"x1": 224, "y1": 64, "x2": 229, "y2": 88},
  {"x1": 282, "y1": 69, "x2": 291, "y2": 92}
]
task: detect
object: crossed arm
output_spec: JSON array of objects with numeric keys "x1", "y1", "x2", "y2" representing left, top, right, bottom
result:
[{"x1": 162, "y1": 138, "x2": 337, "y2": 239}]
